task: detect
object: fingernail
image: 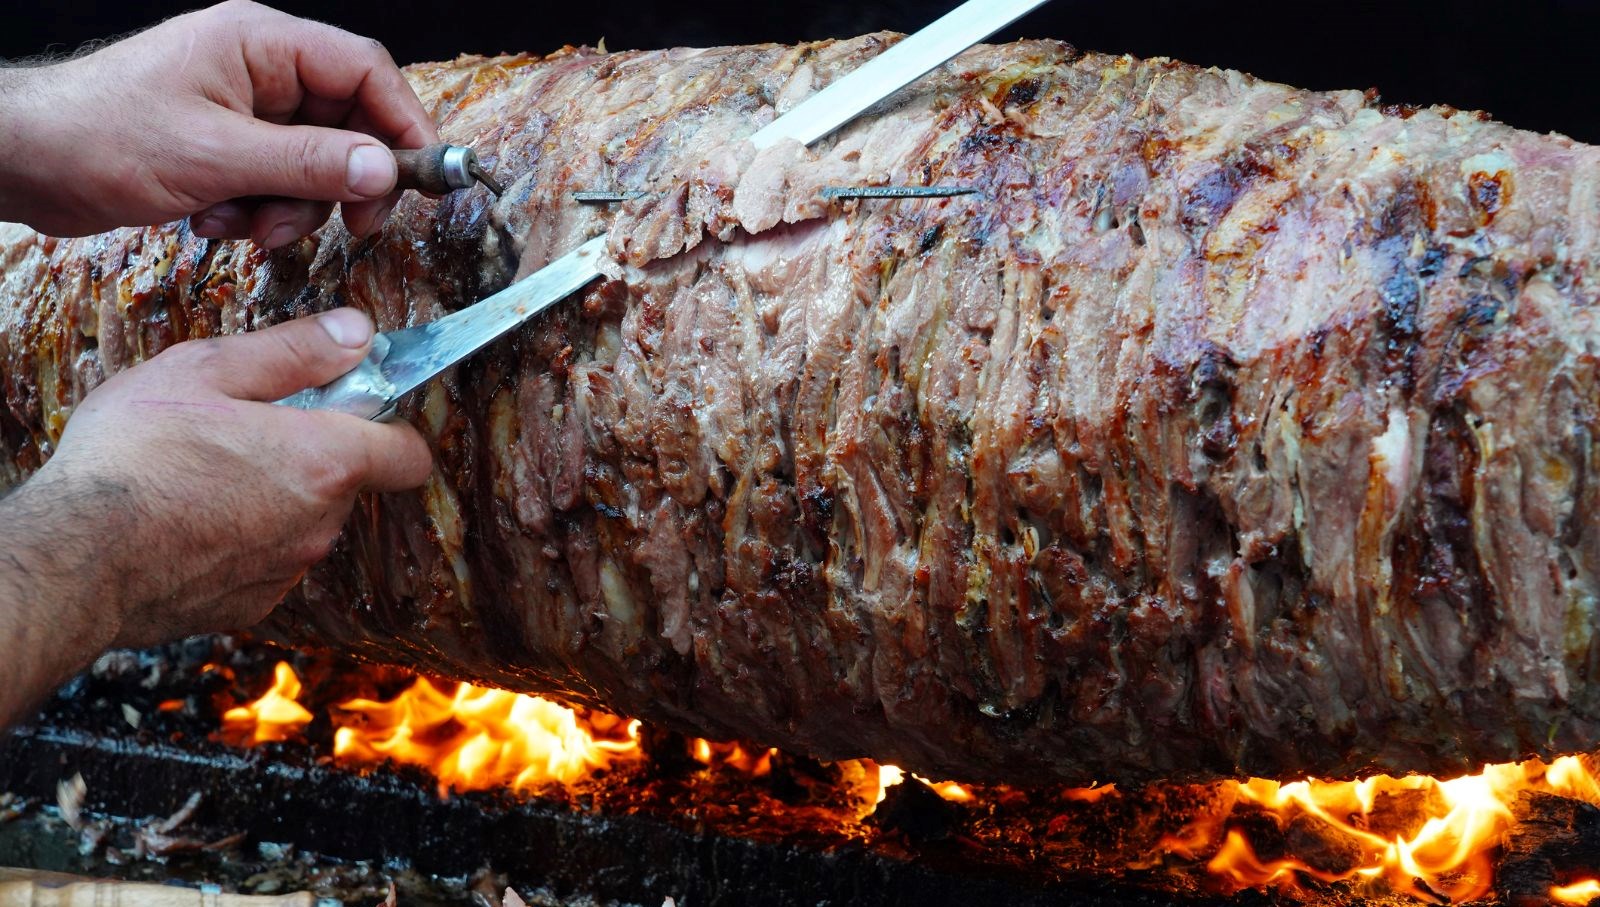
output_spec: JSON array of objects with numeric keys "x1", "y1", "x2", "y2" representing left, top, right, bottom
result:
[
  {"x1": 319, "y1": 309, "x2": 373, "y2": 349},
  {"x1": 363, "y1": 197, "x2": 400, "y2": 237},
  {"x1": 192, "y1": 215, "x2": 225, "y2": 237},
  {"x1": 261, "y1": 223, "x2": 299, "y2": 249},
  {"x1": 346, "y1": 145, "x2": 395, "y2": 198}
]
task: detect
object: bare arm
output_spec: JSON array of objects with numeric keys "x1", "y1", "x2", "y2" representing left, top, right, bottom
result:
[
  {"x1": 0, "y1": 472, "x2": 134, "y2": 728},
  {"x1": 0, "y1": 3, "x2": 441, "y2": 724},
  {"x1": 0, "y1": 311, "x2": 432, "y2": 728},
  {"x1": 0, "y1": 1, "x2": 439, "y2": 726}
]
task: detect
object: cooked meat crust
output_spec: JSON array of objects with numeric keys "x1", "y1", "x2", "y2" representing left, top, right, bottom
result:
[{"x1": 3, "y1": 35, "x2": 1599, "y2": 786}]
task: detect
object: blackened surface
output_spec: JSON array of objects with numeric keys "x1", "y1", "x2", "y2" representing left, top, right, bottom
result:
[
  {"x1": 0, "y1": 726, "x2": 1232, "y2": 907},
  {"x1": 0, "y1": 639, "x2": 1251, "y2": 907},
  {"x1": 1499, "y1": 792, "x2": 1600, "y2": 906}
]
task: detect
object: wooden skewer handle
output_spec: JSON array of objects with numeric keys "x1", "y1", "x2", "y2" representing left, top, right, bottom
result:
[
  {"x1": 393, "y1": 143, "x2": 475, "y2": 195},
  {"x1": 0, "y1": 877, "x2": 317, "y2": 907}
]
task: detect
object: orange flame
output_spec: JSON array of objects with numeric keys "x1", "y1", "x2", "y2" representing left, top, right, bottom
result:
[
  {"x1": 220, "y1": 662, "x2": 1600, "y2": 903},
  {"x1": 1553, "y1": 879, "x2": 1600, "y2": 906},
  {"x1": 223, "y1": 662, "x2": 640, "y2": 795},
  {"x1": 678, "y1": 741, "x2": 972, "y2": 806},
  {"x1": 871, "y1": 762, "x2": 972, "y2": 804},
  {"x1": 689, "y1": 738, "x2": 777, "y2": 776},
  {"x1": 220, "y1": 662, "x2": 313, "y2": 744},
  {"x1": 333, "y1": 676, "x2": 641, "y2": 795},
  {"x1": 1166, "y1": 757, "x2": 1600, "y2": 902},
  {"x1": 875, "y1": 764, "x2": 905, "y2": 804}
]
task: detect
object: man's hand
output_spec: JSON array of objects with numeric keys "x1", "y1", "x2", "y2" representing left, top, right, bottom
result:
[
  {"x1": 0, "y1": 0, "x2": 440, "y2": 246},
  {"x1": 0, "y1": 310, "x2": 432, "y2": 725}
]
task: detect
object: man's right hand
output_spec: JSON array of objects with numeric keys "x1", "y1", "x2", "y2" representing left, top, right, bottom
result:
[
  {"x1": 0, "y1": 0, "x2": 440, "y2": 245},
  {"x1": 11, "y1": 309, "x2": 432, "y2": 653}
]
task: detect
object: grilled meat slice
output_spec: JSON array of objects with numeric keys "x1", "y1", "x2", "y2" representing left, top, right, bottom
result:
[{"x1": 3, "y1": 36, "x2": 1599, "y2": 786}]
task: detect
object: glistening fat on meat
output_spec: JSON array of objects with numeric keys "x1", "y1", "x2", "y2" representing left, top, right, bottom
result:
[{"x1": 1, "y1": 34, "x2": 1598, "y2": 786}]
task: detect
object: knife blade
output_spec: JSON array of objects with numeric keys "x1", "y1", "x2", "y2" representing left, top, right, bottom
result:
[
  {"x1": 274, "y1": 236, "x2": 608, "y2": 418},
  {"x1": 749, "y1": 0, "x2": 1050, "y2": 151},
  {"x1": 278, "y1": 0, "x2": 1053, "y2": 421}
]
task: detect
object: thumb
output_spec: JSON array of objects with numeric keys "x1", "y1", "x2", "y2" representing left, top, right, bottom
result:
[
  {"x1": 204, "y1": 113, "x2": 397, "y2": 203},
  {"x1": 199, "y1": 309, "x2": 376, "y2": 402}
]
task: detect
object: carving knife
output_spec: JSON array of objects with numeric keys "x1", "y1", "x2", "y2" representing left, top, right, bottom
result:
[{"x1": 278, "y1": 0, "x2": 1053, "y2": 420}]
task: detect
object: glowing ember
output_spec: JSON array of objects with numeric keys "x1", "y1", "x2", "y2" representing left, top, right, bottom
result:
[
  {"x1": 1062, "y1": 783, "x2": 1118, "y2": 804},
  {"x1": 689, "y1": 738, "x2": 776, "y2": 776},
  {"x1": 219, "y1": 661, "x2": 1600, "y2": 902},
  {"x1": 220, "y1": 662, "x2": 312, "y2": 744},
  {"x1": 1164, "y1": 756, "x2": 1600, "y2": 902},
  {"x1": 871, "y1": 762, "x2": 972, "y2": 804},
  {"x1": 682, "y1": 742, "x2": 978, "y2": 813},
  {"x1": 924, "y1": 779, "x2": 973, "y2": 802},
  {"x1": 1552, "y1": 879, "x2": 1600, "y2": 906}
]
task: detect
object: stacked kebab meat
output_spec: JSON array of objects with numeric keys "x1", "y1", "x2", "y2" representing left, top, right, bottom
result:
[{"x1": 1, "y1": 34, "x2": 1597, "y2": 786}]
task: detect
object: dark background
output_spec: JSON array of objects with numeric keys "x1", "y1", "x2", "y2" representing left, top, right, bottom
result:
[{"x1": 4, "y1": 1, "x2": 1597, "y2": 142}]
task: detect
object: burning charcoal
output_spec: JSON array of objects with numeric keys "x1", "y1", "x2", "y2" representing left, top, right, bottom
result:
[
  {"x1": 1222, "y1": 803, "x2": 1291, "y2": 864},
  {"x1": 174, "y1": 634, "x2": 232, "y2": 671},
  {"x1": 138, "y1": 660, "x2": 166, "y2": 690},
  {"x1": 869, "y1": 777, "x2": 963, "y2": 843},
  {"x1": 1498, "y1": 792, "x2": 1600, "y2": 907},
  {"x1": 1364, "y1": 785, "x2": 1450, "y2": 841},
  {"x1": 1044, "y1": 780, "x2": 1238, "y2": 870},
  {"x1": 637, "y1": 727, "x2": 701, "y2": 778},
  {"x1": 765, "y1": 753, "x2": 846, "y2": 805},
  {"x1": 1284, "y1": 812, "x2": 1366, "y2": 876}
]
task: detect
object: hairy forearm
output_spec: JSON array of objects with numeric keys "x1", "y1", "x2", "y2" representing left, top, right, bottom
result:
[
  {"x1": 0, "y1": 66, "x2": 48, "y2": 227},
  {"x1": 0, "y1": 68, "x2": 23, "y2": 221},
  {"x1": 0, "y1": 468, "x2": 129, "y2": 728}
]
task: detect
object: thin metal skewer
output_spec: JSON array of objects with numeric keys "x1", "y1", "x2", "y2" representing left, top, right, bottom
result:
[
  {"x1": 573, "y1": 190, "x2": 649, "y2": 203},
  {"x1": 571, "y1": 186, "x2": 977, "y2": 203},
  {"x1": 820, "y1": 186, "x2": 978, "y2": 200}
]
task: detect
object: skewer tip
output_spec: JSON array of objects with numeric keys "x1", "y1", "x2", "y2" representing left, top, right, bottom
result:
[{"x1": 467, "y1": 159, "x2": 506, "y2": 197}]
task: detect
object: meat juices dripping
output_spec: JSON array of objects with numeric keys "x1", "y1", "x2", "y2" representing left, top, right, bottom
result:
[{"x1": 2, "y1": 35, "x2": 1599, "y2": 787}]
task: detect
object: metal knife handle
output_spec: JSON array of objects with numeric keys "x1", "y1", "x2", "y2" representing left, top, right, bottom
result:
[{"x1": 274, "y1": 334, "x2": 399, "y2": 422}]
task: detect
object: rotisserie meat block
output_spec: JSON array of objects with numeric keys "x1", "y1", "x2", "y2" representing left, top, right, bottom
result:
[{"x1": 2, "y1": 35, "x2": 1598, "y2": 786}]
